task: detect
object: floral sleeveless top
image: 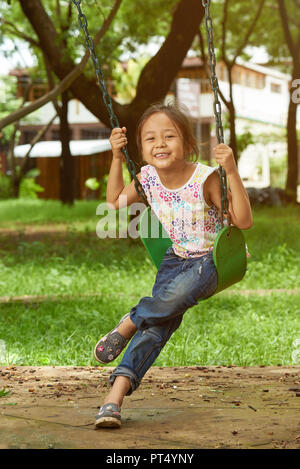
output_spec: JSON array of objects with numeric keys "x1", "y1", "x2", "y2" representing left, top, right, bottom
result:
[{"x1": 140, "y1": 162, "x2": 225, "y2": 258}]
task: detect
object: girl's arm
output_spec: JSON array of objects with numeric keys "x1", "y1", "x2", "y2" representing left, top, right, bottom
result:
[
  {"x1": 207, "y1": 144, "x2": 253, "y2": 230},
  {"x1": 107, "y1": 127, "x2": 141, "y2": 209}
]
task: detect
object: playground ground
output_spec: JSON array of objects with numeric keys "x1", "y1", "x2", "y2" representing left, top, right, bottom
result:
[{"x1": 1, "y1": 365, "x2": 300, "y2": 449}]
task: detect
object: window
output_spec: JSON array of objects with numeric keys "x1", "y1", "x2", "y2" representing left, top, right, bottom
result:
[
  {"x1": 270, "y1": 83, "x2": 282, "y2": 94},
  {"x1": 255, "y1": 75, "x2": 265, "y2": 90},
  {"x1": 200, "y1": 79, "x2": 211, "y2": 93},
  {"x1": 233, "y1": 69, "x2": 242, "y2": 85}
]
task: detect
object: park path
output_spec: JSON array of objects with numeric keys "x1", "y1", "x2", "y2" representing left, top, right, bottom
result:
[{"x1": 1, "y1": 365, "x2": 300, "y2": 449}]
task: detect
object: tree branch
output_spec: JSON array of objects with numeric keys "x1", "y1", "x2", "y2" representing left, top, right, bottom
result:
[
  {"x1": 221, "y1": 0, "x2": 230, "y2": 67},
  {"x1": 0, "y1": 0, "x2": 123, "y2": 130},
  {"x1": 218, "y1": 85, "x2": 230, "y2": 109},
  {"x1": 198, "y1": 28, "x2": 209, "y2": 79},
  {"x1": 265, "y1": 1, "x2": 300, "y2": 27},
  {"x1": 20, "y1": 113, "x2": 58, "y2": 177},
  {"x1": 18, "y1": 0, "x2": 204, "y2": 127},
  {"x1": 42, "y1": 52, "x2": 62, "y2": 117},
  {"x1": 232, "y1": 0, "x2": 266, "y2": 65},
  {"x1": 278, "y1": 0, "x2": 297, "y2": 59},
  {"x1": 0, "y1": 18, "x2": 40, "y2": 47},
  {"x1": 133, "y1": 0, "x2": 204, "y2": 109},
  {"x1": 7, "y1": 79, "x2": 32, "y2": 182}
]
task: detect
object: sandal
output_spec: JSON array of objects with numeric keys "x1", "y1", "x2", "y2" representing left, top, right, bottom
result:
[
  {"x1": 94, "y1": 313, "x2": 130, "y2": 364},
  {"x1": 95, "y1": 402, "x2": 121, "y2": 428}
]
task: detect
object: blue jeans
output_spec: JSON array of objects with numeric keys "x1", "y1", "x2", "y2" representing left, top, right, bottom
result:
[{"x1": 109, "y1": 247, "x2": 218, "y2": 395}]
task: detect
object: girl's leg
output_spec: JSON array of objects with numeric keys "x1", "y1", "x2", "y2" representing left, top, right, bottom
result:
[
  {"x1": 109, "y1": 314, "x2": 183, "y2": 395},
  {"x1": 106, "y1": 254, "x2": 217, "y2": 398},
  {"x1": 95, "y1": 376, "x2": 130, "y2": 428},
  {"x1": 129, "y1": 253, "x2": 217, "y2": 330},
  {"x1": 94, "y1": 247, "x2": 184, "y2": 364},
  {"x1": 103, "y1": 376, "x2": 131, "y2": 407},
  {"x1": 95, "y1": 251, "x2": 217, "y2": 427},
  {"x1": 95, "y1": 314, "x2": 183, "y2": 427},
  {"x1": 113, "y1": 252, "x2": 217, "y2": 338}
]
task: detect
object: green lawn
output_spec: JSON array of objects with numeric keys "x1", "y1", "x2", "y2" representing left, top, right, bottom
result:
[{"x1": 0, "y1": 200, "x2": 299, "y2": 367}]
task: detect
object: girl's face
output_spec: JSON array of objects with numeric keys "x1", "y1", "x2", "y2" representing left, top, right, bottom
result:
[{"x1": 140, "y1": 112, "x2": 185, "y2": 169}]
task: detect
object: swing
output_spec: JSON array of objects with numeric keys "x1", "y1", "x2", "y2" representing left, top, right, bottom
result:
[
  {"x1": 72, "y1": 0, "x2": 247, "y2": 296},
  {"x1": 138, "y1": 209, "x2": 247, "y2": 296}
]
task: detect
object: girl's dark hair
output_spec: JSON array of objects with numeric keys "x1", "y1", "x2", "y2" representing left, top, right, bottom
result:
[{"x1": 136, "y1": 101, "x2": 199, "y2": 161}]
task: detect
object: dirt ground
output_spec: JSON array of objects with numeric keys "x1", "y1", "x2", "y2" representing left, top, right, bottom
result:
[{"x1": 0, "y1": 365, "x2": 300, "y2": 449}]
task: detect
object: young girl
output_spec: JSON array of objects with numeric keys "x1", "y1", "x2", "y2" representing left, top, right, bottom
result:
[{"x1": 94, "y1": 102, "x2": 252, "y2": 428}]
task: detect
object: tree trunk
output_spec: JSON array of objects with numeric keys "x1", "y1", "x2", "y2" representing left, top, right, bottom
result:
[
  {"x1": 19, "y1": 0, "x2": 204, "y2": 167},
  {"x1": 277, "y1": 0, "x2": 300, "y2": 203},
  {"x1": 285, "y1": 69, "x2": 299, "y2": 203},
  {"x1": 11, "y1": 176, "x2": 21, "y2": 198},
  {"x1": 59, "y1": 92, "x2": 74, "y2": 205}
]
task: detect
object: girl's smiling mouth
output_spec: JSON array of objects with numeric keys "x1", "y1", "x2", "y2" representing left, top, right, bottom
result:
[{"x1": 155, "y1": 153, "x2": 170, "y2": 158}]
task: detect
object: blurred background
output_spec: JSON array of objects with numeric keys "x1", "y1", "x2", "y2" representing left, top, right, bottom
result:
[{"x1": 0, "y1": 0, "x2": 299, "y2": 368}]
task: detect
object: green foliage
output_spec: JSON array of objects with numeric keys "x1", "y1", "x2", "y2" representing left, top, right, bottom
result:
[
  {"x1": 100, "y1": 162, "x2": 130, "y2": 199},
  {"x1": 85, "y1": 177, "x2": 100, "y2": 191},
  {"x1": 202, "y1": 1, "x2": 270, "y2": 63},
  {"x1": 100, "y1": 173, "x2": 109, "y2": 200},
  {"x1": 19, "y1": 178, "x2": 44, "y2": 199},
  {"x1": 0, "y1": 76, "x2": 22, "y2": 143},
  {"x1": 19, "y1": 168, "x2": 44, "y2": 199},
  {"x1": 0, "y1": 388, "x2": 11, "y2": 397},
  {"x1": 236, "y1": 130, "x2": 255, "y2": 156},
  {"x1": 269, "y1": 154, "x2": 287, "y2": 189},
  {"x1": 0, "y1": 174, "x2": 12, "y2": 199},
  {"x1": 0, "y1": 0, "x2": 178, "y2": 88},
  {"x1": 260, "y1": 0, "x2": 300, "y2": 73},
  {"x1": 112, "y1": 56, "x2": 149, "y2": 104}
]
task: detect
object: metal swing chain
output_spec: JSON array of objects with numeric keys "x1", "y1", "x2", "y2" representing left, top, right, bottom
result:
[
  {"x1": 202, "y1": 0, "x2": 230, "y2": 230},
  {"x1": 71, "y1": 0, "x2": 148, "y2": 205}
]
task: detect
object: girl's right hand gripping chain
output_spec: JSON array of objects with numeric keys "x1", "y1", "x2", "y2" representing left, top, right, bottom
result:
[{"x1": 110, "y1": 127, "x2": 127, "y2": 160}]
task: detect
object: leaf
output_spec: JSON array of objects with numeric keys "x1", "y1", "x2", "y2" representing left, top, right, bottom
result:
[
  {"x1": 85, "y1": 178, "x2": 100, "y2": 191},
  {"x1": 0, "y1": 388, "x2": 11, "y2": 397}
]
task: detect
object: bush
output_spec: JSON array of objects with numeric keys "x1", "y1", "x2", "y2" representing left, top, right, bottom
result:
[
  {"x1": 270, "y1": 155, "x2": 287, "y2": 189},
  {"x1": 0, "y1": 174, "x2": 12, "y2": 199},
  {"x1": 246, "y1": 186, "x2": 288, "y2": 206},
  {"x1": 100, "y1": 163, "x2": 131, "y2": 200},
  {"x1": 19, "y1": 169, "x2": 44, "y2": 199}
]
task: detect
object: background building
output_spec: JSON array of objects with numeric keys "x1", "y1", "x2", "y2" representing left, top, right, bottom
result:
[
  {"x1": 175, "y1": 57, "x2": 300, "y2": 194},
  {"x1": 3, "y1": 57, "x2": 300, "y2": 199}
]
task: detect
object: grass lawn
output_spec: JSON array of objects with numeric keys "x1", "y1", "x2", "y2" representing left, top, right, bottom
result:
[{"x1": 0, "y1": 199, "x2": 299, "y2": 367}]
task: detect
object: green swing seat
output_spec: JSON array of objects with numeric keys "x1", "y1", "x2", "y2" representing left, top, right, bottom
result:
[{"x1": 138, "y1": 207, "x2": 247, "y2": 296}]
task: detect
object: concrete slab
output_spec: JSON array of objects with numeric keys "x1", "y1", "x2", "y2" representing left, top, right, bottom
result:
[{"x1": 1, "y1": 365, "x2": 300, "y2": 449}]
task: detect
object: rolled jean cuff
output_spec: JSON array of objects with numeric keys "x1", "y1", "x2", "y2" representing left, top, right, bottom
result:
[
  {"x1": 129, "y1": 309, "x2": 139, "y2": 329},
  {"x1": 109, "y1": 365, "x2": 140, "y2": 396}
]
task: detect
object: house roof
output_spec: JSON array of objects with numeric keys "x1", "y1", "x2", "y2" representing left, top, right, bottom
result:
[
  {"x1": 14, "y1": 139, "x2": 111, "y2": 158},
  {"x1": 181, "y1": 56, "x2": 291, "y2": 81}
]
